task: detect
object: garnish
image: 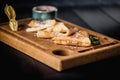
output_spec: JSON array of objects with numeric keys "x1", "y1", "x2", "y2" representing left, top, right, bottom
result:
[
  {"x1": 4, "y1": 4, "x2": 18, "y2": 31},
  {"x1": 89, "y1": 35, "x2": 100, "y2": 45}
]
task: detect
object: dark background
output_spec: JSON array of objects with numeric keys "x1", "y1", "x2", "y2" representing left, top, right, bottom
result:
[{"x1": 0, "y1": 0, "x2": 120, "y2": 80}]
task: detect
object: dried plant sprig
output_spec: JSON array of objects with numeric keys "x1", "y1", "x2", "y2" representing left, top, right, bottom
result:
[{"x1": 4, "y1": 4, "x2": 18, "y2": 31}]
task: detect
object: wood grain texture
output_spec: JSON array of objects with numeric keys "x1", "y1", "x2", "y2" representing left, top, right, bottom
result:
[
  {"x1": 0, "y1": 18, "x2": 120, "y2": 71},
  {"x1": 101, "y1": 6, "x2": 120, "y2": 23}
]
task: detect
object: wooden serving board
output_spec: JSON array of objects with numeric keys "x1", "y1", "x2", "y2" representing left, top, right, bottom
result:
[{"x1": 0, "y1": 18, "x2": 120, "y2": 71}]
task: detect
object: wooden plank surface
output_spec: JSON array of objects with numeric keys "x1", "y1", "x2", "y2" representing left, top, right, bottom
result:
[
  {"x1": 101, "y1": 6, "x2": 120, "y2": 23},
  {"x1": 0, "y1": 18, "x2": 120, "y2": 71},
  {"x1": 57, "y1": 8, "x2": 92, "y2": 29},
  {"x1": 73, "y1": 7, "x2": 120, "y2": 40}
]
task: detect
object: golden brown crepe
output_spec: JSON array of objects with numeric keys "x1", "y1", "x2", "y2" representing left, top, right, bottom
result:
[
  {"x1": 26, "y1": 19, "x2": 91, "y2": 47},
  {"x1": 26, "y1": 19, "x2": 56, "y2": 32},
  {"x1": 52, "y1": 31, "x2": 91, "y2": 47}
]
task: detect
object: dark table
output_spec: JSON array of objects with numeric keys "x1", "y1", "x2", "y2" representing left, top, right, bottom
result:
[{"x1": 0, "y1": 5, "x2": 120, "y2": 80}]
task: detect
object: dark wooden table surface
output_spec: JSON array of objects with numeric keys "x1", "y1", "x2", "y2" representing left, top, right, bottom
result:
[{"x1": 0, "y1": 6, "x2": 120, "y2": 80}]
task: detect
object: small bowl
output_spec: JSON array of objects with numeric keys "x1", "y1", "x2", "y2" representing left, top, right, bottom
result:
[{"x1": 32, "y1": 5, "x2": 58, "y2": 21}]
